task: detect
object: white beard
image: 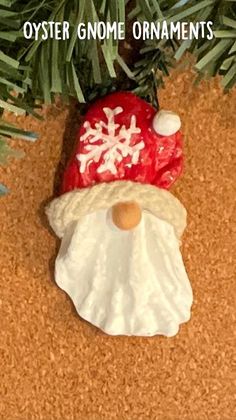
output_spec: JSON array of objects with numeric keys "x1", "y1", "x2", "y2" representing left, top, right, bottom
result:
[{"x1": 55, "y1": 209, "x2": 193, "y2": 337}]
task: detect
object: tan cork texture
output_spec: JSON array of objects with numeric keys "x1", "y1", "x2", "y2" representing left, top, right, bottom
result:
[{"x1": 0, "y1": 68, "x2": 235, "y2": 419}]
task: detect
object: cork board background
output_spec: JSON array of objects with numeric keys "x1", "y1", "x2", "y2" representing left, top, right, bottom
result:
[{"x1": 0, "y1": 69, "x2": 235, "y2": 420}]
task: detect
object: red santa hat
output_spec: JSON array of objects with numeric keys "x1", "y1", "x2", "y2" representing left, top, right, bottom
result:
[{"x1": 46, "y1": 92, "x2": 186, "y2": 239}]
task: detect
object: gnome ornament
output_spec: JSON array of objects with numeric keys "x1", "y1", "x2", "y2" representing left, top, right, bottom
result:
[{"x1": 46, "y1": 92, "x2": 193, "y2": 337}]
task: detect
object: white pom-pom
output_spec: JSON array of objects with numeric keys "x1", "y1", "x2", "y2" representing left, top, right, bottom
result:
[{"x1": 153, "y1": 110, "x2": 181, "y2": 136}]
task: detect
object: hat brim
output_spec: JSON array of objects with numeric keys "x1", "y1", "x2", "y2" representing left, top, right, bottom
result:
[{"x1": 46, "y1": 181, "x2": 187, "y2": 240}]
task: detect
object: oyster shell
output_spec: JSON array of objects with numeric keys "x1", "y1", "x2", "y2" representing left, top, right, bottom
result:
[{"x1": 55, "y1": 209, "x2": 192, "y2": 337}]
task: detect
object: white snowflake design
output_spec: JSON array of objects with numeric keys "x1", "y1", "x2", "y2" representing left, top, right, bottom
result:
[{"x1": 76, "y1": 106, "x2": 144, "y2": 175}]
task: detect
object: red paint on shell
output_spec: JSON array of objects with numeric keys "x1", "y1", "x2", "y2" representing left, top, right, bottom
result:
[{"x1": 62, "y1": 92, "x2": 183, "y2": 193}]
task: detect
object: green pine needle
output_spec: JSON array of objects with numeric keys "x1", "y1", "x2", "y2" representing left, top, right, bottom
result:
[
  {"x1": 0, "y1": 183, "x2": 9, "y2": 196},
  {"x1": 0, "y1": 0, "x2": 236, "y2": 191}
]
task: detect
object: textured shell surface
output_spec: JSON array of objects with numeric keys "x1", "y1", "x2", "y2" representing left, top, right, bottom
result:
[{"x1": 55, "y1": 209, "x2": 193, "y2": 337}]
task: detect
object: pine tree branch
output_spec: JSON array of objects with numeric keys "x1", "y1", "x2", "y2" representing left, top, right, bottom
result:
[
  {"x1": 0, "y1": 182, "x2": 8, "y2": 195},
  {"x1": 0, "y1": 0, "x2": 236, "y2": 189}
]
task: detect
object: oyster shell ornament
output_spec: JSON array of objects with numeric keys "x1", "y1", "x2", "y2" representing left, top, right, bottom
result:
[{"x1": 46, "y1": 92, "x2": 193, "y2": 337}]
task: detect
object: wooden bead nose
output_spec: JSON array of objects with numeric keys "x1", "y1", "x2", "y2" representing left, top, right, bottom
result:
[{"x1": 111, "y1": 201, "x2": 142, "y2": 231}]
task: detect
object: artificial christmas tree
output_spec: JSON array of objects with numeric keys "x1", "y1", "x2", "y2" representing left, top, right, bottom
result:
[{"x1": 1, "y1": 0, "x2": 236, "y2": 191}]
